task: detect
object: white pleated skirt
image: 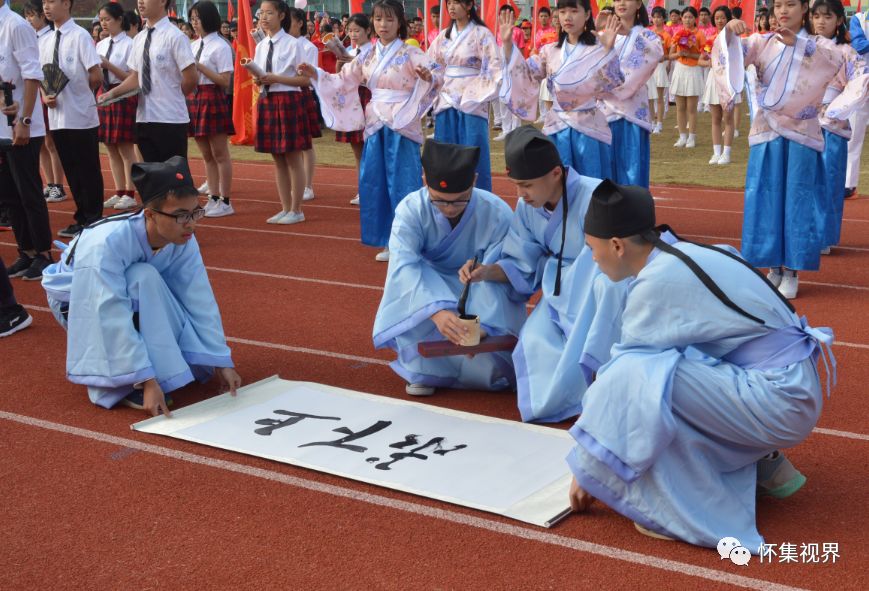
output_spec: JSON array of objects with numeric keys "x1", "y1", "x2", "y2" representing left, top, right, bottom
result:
[{"x1": 670, "y1": 61, "x2": 704, "y2": 97}]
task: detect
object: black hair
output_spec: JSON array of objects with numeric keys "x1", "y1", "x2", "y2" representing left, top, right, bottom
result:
[
  {"x1": 320, "y1": 23, "x2": 333, "y2": 33},
  {"x1": 99, "y1": 2, "x2": 129, "y2": 31},
  {"x1": 342, "y1": 13, "x2": 349, "y2": 19},
  {"x1": 681, "y1": 6, "x2": 698, "y2": 19},
  {"x1": 259, "y1": 0, "x2": 290, "y2": 32},
  {"x1": 126, "y1": 11, "x2": 141, "y2": 30},
  {"x1": 499, "y1": 3, "x2": 515, "y2": 13},
  {"x1": 712, "y1": 5, "x2": 733, "y2": 27},
  {"x1": 445, "y1": 0, "x2": 487, "y2": 39},
  {"x1": 190, "y1": 1, "x2": 221, "y2": 35},
  {"x1": 430, "y1": 6, "x2": 440, "y2": 16},
  {"x1": 669, "y1": 9, "x2": 680, "y2": 16},
  {"x1": 651, "y1": 6, "x2": 667, "y2": 20},
  {"x1": 633, "y1": 2, "x2": 650, "y2": 27},
  {"x1": 538, "y1": 7, "x2": 551, "y2": 16},
  {"x1": 732, "y1": 7, "x2": 742, "y2": 19},
  {"x1": 555, "y1": 0, "x2": 597, "y2": 47},
  {"x1": 347, "y1": 12, "x2": 372, "y2": 36},
  {"x1": 372, "y1": 0, "x2": 409, "y2": 40},
  {"x1": 288, "y1": 6, "x2": 306, "y2": 32},
  {"x1": 699, "y1": 7, "x2": 710, "y2": 16},
  {"x1": 168, "y1": 16, "x2": 180, "y2": 24},
  {"x1": 24, "y1": 1, "x2": 48, "y2": 20},
  {"x1": 810, "y1": 0, "x2": 847, "y2": 44}
]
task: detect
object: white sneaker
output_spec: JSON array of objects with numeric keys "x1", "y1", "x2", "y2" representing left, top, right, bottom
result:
[
  {"x1": 45, "y1": 186, "x2": 67, "y2": 203},
  {"x1": 685, "y1": 136, "x2": 696, "y2": 148},
  {"x1": 113, "y1": 195, "x2": 138, "y2": 210},
  {"x1": 426, "y1": 132, "x2": 436, "y2": 139},
  {"x1": 778, "y1": 272, "x2": 798, "y2": 299},
  {"x1": 492, "y1": 132, "x2": 507, "y2": 142},
  {"x1": 350, "y1": 195, "x2": 360, "y2": 205},
  {"x1": 673, "y1": 137, "x2": 687, "y2": 148},
  {"x1": 202, "y1": 197, "x2": 216, "y2": 212},
  {"x1": 303, "y1": 187, "x2": 315, "y2": 201},
  {"x1": 820, "y1": 246, "x2": 831, "y2": 255},
  {"x1": 767, "y1": 268, "x2": 783, "y2": 288},
  {"x1": 205, "y1": 200, "x2": 235, "y2": 217},
  {"x1": 276, "y1": 211, "x2": 305, "y2": 225},
  {"x1": 405, "y1": 383, "x2": 435, "y2": 396},
  {"x1": 375, "y1": 248, "x2": 390, "y2": 262},
  {"x1": 717, "y1": 154, "x2": 731, "y2": 165},
  {"x1": 734, "y1": 129, "x2": 740, "y2": 137},
  {"x1": 198, "y1": 181, "x2": 209, "y2": 193},
  {"x1": 104, "y1": 194, "x2": 122, "y2": 207},
  {"x1": 266, "y1": 210, "x2": 289, "y2": 224},
  {"x1": 708, "y1": 154, "x2": 721, "y2": 164},
  {"x1": 652, "y1": 123, "x2": 662, "y2": 134}
]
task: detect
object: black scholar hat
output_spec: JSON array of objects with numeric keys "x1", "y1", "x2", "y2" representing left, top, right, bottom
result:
[
  {"x1": 504, "y1": 126, "x2": 562, "y2": 180},
  {"x1": 422, "y1": 139, "x2": 480, "y2": 193},
  {"x1": 131, "y1": 156, "x2": 198, "y2": 205},
  {"x1": 584, "y1": 179, "x2": 656, "y2": 239}
]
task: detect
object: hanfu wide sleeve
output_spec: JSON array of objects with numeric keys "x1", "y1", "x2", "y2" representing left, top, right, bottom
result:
[
  {"x1": 495, "y1": 204, "x2": 548, "y2": 296},
  {"x1": 310, "y1": 52, "x2": 366, "y2": 132},
  {"x1": 499, "y1": 47, "x2": 548, "y2": 122},
  {"x1": 603, "y1": 28, "x2": 662, "y2": 102},
  {"x1": 551, "y1": 45, "x2": 624, "y2": 107},
  {"x1": 825, "y1": 51, "x2": 869, "y2": 123},
  {"x1": 713, "y1": 31, "x2": 769, "y2": 112}
]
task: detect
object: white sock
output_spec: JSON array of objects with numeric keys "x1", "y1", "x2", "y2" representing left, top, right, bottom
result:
[
  {"x1": 722, "y1": 146, "x2": 732, "y2": 158},
  {"x1": 713, "y1": 144, "x2": 722, "y2": 156},
  {"x1": 679, "y1": 133, "x2": 688, "y2": 141},
  {"x1": 688, "y1": 133, "x2": 696, "y2": 142}
]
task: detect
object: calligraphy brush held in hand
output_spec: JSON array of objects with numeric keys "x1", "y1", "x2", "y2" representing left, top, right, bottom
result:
[
  {"x1": 1, "y1": 80, "x2": 15, "y2": 126},
  {"x1": 457, "y1": 255, "x2": 478, "y2": 318}
]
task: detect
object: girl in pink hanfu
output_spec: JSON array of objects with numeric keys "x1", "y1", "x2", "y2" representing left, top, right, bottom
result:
[
  {"x1": 713, "y1": 0, "x2": 869, "y2": 299},
  {"x1": 427, "y1": 0, "x2": 502, "y2": 192},
  {"x1": 813, "y1": 0, "x2": 868, "y2": 252},
  {"x1": 300, "y1": 0, "x2": 442, "y2": 262},
  {"x1": 499, "y1": 0, "x2": 623, "y2": 179},
  {"x1": 599, "y1": 0, "x2": 663, "y2": 188}
]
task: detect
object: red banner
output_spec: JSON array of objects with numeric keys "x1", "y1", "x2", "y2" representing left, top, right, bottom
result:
[
  {"x1": 230, "y1": 0, "x2": 256, "y2": 145},
  {"x1": 227, "y1": 0, "x2": 234, "y2": 22},
  {"x1": 691, "y1": 0, "x2": 703, "y2": 10},
  {"x1": 350, "y1": 0, "x2": 364, "y2": 15}
]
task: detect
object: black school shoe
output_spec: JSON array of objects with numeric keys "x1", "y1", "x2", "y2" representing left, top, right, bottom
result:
[
  {"x1": 57, "y1": 224, "x2": 83, "y2": 238},
  {"x1": 20, "y1": 254, "x2": 52, "y2": 281},
  {"x1": 0, "y1": 304, "x2": 33, "y2": 338},
  {"x1": 6, "y1": 253, "x2": 34, "y2": 277}
]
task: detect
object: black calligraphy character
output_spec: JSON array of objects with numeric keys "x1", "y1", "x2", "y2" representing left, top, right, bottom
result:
[
  {"x1": 298, "y1": 420, "x2": 393, "y2": 452},
  {"x1": 254, "y1": 410, "x2": 341, "y2": 436},
  {"x1": 373, "y1": 437, "x2": 468, "y2": 470}
]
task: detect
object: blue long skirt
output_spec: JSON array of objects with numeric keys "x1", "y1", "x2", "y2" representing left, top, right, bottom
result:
[
  {"x1": 608, "y1": 118, "x2": 650, "y2": 188},
  {"x1": 434, "y1": 108, "x2": 492, "y2": 192},
  {"x1": 822, "y1": 130, "x2": 848, "y2": 248},
  {"x1": 743, "y1": 137, "x2": 829, "y2": 271},
  {"x1": 550, "y1": 127, "x2": 612, "y2": 180},
  {"x1": 359, "y1": 126, "x2": 423, "y2": 248}
]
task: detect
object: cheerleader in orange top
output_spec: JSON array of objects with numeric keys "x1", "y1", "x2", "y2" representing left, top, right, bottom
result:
[
  {"x1": 669, "y1": 6, "x2": 705, "y2": 148},
  {"x1": 646, "y1": 6, "x2": 670, "y2": 134}
]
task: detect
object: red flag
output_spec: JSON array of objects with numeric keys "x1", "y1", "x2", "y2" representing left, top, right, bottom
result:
[
  {"x1": 652, "y1": 0, "x2": 666, "y2": 8},
  {"x1": 482, "y1": 0, "x2": 498, "y2": 32},
  {"x1": 231, "y1": 0, "x2": 256, "y2": 145},
  {"x1": 350, "y1": 0, "x2": 364, "y2": 13},
  {"x1": 227, "y1": 0, "x2": 234, "y2": 22},
  {"x1": 417, "y1": 8, "x2": 424, "y2": 19},
  {"x1": 690, "y1": 0, "x2": 703, "y2": 10},
  {"x1": 531, "y1": 0, "x2": 551, "y2": 53}
]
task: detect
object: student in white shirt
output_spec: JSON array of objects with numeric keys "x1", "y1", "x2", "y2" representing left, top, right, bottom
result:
[
  {"x1": 0, "y1": 0, "x2": 54, "y2": 281},
  {"x1": 290, "y1": 7, "x2": 319, "y2": 203},
  {"x1": 188, "y1": 1, "x2": 235, "y2": 218},
  {"x1": 39, "y1": 0, "x2": 104, "y2": 239},
  {"x1": 23, "y1": 0, "x2": 66, "y2": 203},
  {"x1": 96, "y1": 2, "x2": 138, "y2": 211},
  {"x1": 99, "y1": 0, "x2": 197, "y2": 163}
]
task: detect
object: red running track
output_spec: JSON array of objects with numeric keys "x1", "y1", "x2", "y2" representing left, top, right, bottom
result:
[{"x1": 1, "y1": 159, "x2": 867, "y2": 590}]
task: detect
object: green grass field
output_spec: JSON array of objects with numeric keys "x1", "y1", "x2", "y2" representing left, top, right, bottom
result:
[{"x1": 172, "y1": 105, "x2": 867, "y2": 192}]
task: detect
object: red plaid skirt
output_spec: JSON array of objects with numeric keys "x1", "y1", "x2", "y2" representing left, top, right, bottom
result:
[
  {"x1": 302, "y1": 87, "x2": 322, "y2": 139},
  {"x1": 254, "y1": 91, "x2": 312, "y2": 154},
  {"x1": 97, "y1": 84, "x2": 138, "y2": 145},
  {"x1": 334, "y1": 86, "x2": 372, "y2": 145},
  {"x1": 188, "y1": 85, "x2": 235, "y2": 138}
]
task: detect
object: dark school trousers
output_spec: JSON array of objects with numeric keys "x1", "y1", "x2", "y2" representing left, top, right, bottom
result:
[
  {"x1": 52, "y1": 127, "x2": 104, "y2": 226},
  {"x1": 0, "y1": 137, "x2": 52, "y2": 253},
  {"x1": 136, "y1": 123, "x2": 188, "y2": 163}
]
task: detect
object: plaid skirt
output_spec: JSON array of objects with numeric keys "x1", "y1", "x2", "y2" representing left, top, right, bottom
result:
[
  {"x1": 97, "y1": 84, "x2": 138, "y2": 144},
  {"x1": 334, "y1": 86, "x2": 372, "y2": 145},
  {"x1": 188, "y1": 85, "x2": 235, "y2": 137},
  {"x1": 302, "y1": 87, "x2": 322, "y2": 139},
  {"x1": 254, "y1": 91, "x2": 312, "y2": 154}
]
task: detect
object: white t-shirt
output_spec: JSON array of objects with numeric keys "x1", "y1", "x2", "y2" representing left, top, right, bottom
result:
[
  {"x1": 96, "y1": 32, "x2": 133, "y2": 85},
  {"x1": 191, "y1": 31, "x2": 233, "y2": 86},
  {"x1": 253, "y1": 29, "x2": 305, "y2": 92},
  {"x1": 127, "y1": 16, "x2": 195, "y2": 123},
  {"x1": 0, "y1": 3, "x2": 46, "y2": 139},
  {"x1": 37, "y1": 18, "x2": 100, "y2": 130}
]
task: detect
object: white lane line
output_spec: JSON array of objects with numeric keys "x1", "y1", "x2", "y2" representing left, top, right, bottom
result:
[
  {"x1": 207, "y1": 266, "x2": 383, "y2": 291},
  {"x1": 18, "y1": 305, "x2": 869, "y2": 441},
  {"x1": 0, "y1": 410, "x2": 810, "y2": 591}
]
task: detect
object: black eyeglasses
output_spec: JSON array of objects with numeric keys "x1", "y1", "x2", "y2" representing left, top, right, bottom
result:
[
  {"x1": 430, "y1": 198, "x2": 471, "y2": 207},
  {"x1": 149, "y1": 207, "x2": 207, "y2": 224}
]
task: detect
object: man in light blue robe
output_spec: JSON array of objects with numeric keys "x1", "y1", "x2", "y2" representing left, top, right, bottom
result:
[
  {"x1": 41, "y1": 157, "x2": 241, "y2": 416},
  {"x1": 373, "y1": 140, "x2": 526, "y2": 397},
  {"x1": 463, "y1": 126, "x2": 629, "y2": 423},
  {"x1": 569, "y1": 179, "x2": 834, "y2": 553}
]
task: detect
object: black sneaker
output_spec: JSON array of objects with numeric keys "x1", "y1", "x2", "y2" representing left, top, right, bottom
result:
[
  {"x1": 0, "y1": 207, "x2": 10, "y2": 230},
  {"x1": 57, "y1": 224, "x2": 83, "y2": 238},
  {"x1": 6, "y1": 253, "x2": 34, "y2": 277},
  {"x1": 844, "y1": 187, "x2": 857, "y2": 200},
  {"x1": 21, "y1": 254, "x2": 51, "y2": 281},
  {"x1": 0, "y1": 304, "x2": 33, "y2": 338}
]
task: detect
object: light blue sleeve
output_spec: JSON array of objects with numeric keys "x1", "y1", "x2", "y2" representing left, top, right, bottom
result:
[
  {"x1": 495, "y1": 203, "x2": 547, "y2": 296},
  {"x1": 851, "y1": 14, "x2": 869, "y2": 55}
]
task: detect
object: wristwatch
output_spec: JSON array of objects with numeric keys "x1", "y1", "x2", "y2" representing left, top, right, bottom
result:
[{"x1": 20, "y1": 117, "x2": 32, "y2": 126}]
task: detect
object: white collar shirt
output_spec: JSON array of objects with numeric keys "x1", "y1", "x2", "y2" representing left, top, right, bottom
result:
[
  {"x1": 192, "y1": 31, "x2": 233, "y2": 86},
  {"x1": 37, "y1": 18, "x2": 100, "y2": 130},
  {"x1": 96, "y1": 31, "x2": 133, "y2": 85},
  {"x1": 35, "y1": 25, "x2": 52, "y2": 39},
  {"x1": 127, "y1": 16, "x2": 195, "y2": 123},
  {"x1": 253, "y1": 29, "x2": 303, "y2": 92},
  {"x1": 0, "y1": 3, "x2": 46, "y2": 138}
]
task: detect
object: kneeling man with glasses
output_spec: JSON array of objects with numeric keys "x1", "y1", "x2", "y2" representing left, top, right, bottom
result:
[
  {"x1": 42, "y1": 156, "x2": 241, "y2": 415},
  {"x1": 373, "y1": 140, "x2": 526, "y2": 398}
]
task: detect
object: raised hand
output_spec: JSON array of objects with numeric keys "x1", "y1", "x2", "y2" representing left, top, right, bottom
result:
[
  {"x1": 726, "y1": 19, "x2": 747, "y2": 37},
  {"x1": 499, "y1": 10, "x2": 516, "y2": 47},
  {"x1": 297, "y1": 63, "x2": 318, "y2": 80},
  {"x1": 598, "y1": 14, "x2": 621, "y2": 51}
]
